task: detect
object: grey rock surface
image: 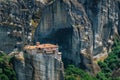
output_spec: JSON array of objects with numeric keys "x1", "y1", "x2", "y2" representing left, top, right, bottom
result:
[
  {"x1": 14, "y1": 53, "x2": 64, "y2": 80},
  {"x1": 0, "y1": 26, "x2": 17, "y2": 53},
  {"x1": 35, "y1": 0, "x2": 120, "y2": 73},
  {"x1": 0, "y1": 0, "x2": 120, "y2": 74}
]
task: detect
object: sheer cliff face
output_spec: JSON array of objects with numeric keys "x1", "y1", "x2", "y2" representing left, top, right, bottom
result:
[
  {"x1": 0, "y1": 2, "x2": 20, "y2": 53},
  {"x1": 35, "y1": 0, "x2": 120, "y2": 72},
  {"x1": 0, "y1": 26, "x2": 17, "y2": 53},
  {"x1": 81, "y1": 0, "x2": 120, "y2": 54},
  {"x1": 14, "y1": 53, "x2": 64, "y2": 80}
]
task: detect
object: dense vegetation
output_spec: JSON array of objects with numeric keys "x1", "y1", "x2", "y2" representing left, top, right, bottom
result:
[
  {"x1": 65, "y1": 65, "x2": 97, "y2": 80},
  {"x1": 65, "y1": 38, "x2": 120, "y2": 80},
  {"x1": 0, "y1": 52, "x2": 16, "y2": 80},
  {"x1": 97, "y1": 38, "x2": 120, "y2": 80}
]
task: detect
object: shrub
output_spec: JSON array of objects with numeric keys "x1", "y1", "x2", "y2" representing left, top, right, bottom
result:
[
  {"x1": 98, "y1": 38, "x2": 120, "y2": 79},
  {"x1": 0, "y1": 74, "x2": 9, "y2": 80},
  {"x1": 0, "y1": 52, "x2": 17, "y2": 80},
  {"x1": 65, "y1": 65, "x2": 96, "y2": 80}
]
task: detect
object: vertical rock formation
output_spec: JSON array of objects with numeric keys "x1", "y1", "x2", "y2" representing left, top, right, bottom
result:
[
  {"x1": 14, "y1": 52, "x2": 64, "y2": 80},
  {"x1": 35, "y1": 0, "x2": 120, "y2": 73},
  {"x1": 0, "y1": 0, "x2": 120, "y2": 75},
  {"x1": 35, "y1": 0, "x2": 93, "y2": 73},
  {"x1": 0, "y1": 26, "x2": 18, "y2": 53},
  {"x1": 80, "y1": 0, "x2": 120, "y2": 54},
  {"x1": 0, "y1": 1, "x2": 23, "y2": 53}
]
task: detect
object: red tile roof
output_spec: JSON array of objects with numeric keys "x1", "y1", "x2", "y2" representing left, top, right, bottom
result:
[
  {"x1": 24, "y1": 44, "x2": 58, "y2": 50},
  {"x1": 36, "y1": 44, "x2": 58, "y2": 49}
]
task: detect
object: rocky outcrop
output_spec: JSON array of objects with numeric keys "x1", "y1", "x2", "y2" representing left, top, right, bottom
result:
[
  {"x1": 1, "y1": 0, "x2": 120, "y2": 74},
  {"x1": 0, "y1": 26, "x2": 18, "y2": 53},
  {"x1": 0, "y1": 0, "x2": 41, "y2": 53},
  {"x1": 14, "y1": 52, "x2": 64, "y2": 80},
  {"x1": 80, "y1": 0, "x2": 120, "y2": 54},
  {"x1": 35, "y1": 0, "x2": 120, "y2": 73}
]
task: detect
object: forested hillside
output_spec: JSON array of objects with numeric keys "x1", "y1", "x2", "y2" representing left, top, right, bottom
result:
[{"x1": 65, "y1": 38, "x2": 120, "y2": 80}]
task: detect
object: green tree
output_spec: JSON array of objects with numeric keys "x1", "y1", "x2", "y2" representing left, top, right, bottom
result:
[
  {"x1": 96, "y1": 72, "x2": 107, "y2": 80},
  {"x1": 0, "y1": 52, "x2": 17, "y2": 80},
  {"x1": 65, "y1": 65, "x2": 97, "y2": 80},
  {"x1": 97, "y1": 38, "x2": 120, "y2": 80},
  {"x1": 0, "y1": 74, "x2": 9, "y2": 80}
]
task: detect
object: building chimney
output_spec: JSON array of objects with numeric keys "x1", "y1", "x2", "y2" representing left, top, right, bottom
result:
[{"x1": 36, "y1": 42, "x2": 40, "y2": 46}]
